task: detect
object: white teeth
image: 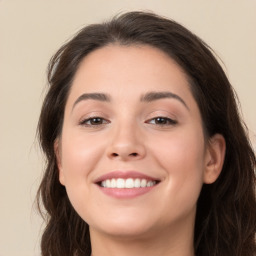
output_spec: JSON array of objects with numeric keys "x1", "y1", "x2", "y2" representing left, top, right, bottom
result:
[
  {"x1": 134, "y1": 178, "x2": 140, "y2": 188},
  {"x1": 100, "y1": 178, "x2": 157, "y2": 188},
  {"x1": 102, "y1": 180, "x2": 106, "y2": 187},
  {"x1": 106, "y1": 179, "x2": 111, "y2": 187},
  {"x1": 141, "y1": 179, "x2": 147, "y2": 187},
  {"x1": 125, "y1": 178, "x2": 134, "y2": 188},
  {"x1": 116, "y1": 178, "x2": 125, "y2": 188},
  {"x1": 111, "y1": 179, "x2": 116, "y2": 188},
  {"x1": 147, "y1": 181, "x2": 153, "y2": 187}
]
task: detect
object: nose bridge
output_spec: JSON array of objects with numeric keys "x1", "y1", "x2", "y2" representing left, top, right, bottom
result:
[{"x1": 107, "y1": 117, "x2": 145, "y2": 160}]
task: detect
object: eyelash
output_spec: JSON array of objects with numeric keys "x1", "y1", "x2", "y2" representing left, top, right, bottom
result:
[
  {"x1": 79, "y1": 117, "x2": 109, "y2": 126},
  {"x1": 146, "y1": 117, "x2": 177, "y2": 126},
  {"x1": 79, "y1": 116, "x2": 177, "y2": 127}
]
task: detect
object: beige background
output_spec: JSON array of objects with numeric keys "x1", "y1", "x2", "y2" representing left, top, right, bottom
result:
[{"x1": 0, "y1": 1, "x2": 255, "y2": 255}]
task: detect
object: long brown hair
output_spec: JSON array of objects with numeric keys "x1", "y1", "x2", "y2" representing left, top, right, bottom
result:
[{"x1": 37, "y1": 11, "x2": 256, "y2": 256}]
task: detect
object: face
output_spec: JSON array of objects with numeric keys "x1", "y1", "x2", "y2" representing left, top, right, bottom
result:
[{"x1": 56, "y1": 45, "x2": 221, "y2": 240}]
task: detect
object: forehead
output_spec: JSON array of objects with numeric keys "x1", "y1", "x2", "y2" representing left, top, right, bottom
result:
[
  {"x1": 66, "y1": 44, "x2": 196, "y2": 108},
  {"x1": 74, "y1": 44, "x2": 188, "y2": 82}
]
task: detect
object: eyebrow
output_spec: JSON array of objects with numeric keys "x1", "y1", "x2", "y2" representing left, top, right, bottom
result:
[
  {"x1": 72, "y1": 91, "x2": 189, "y2": 111},
  {"x1": 140, "y1": 91, "x2": 189, "y2": 110},
  {"x1": 72, "y1": 92, "x2": 111, "y2": 110}
]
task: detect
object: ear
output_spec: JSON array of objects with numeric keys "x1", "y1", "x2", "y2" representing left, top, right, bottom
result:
[
  {"x1": 54, "y1": 138, "x2": 66, "y2": 186},
  {"x1": 203, "y1": 134, "x2": 226, "y2": 184}
]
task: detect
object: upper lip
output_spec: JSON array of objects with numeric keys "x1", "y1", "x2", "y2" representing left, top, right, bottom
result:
[{"x1": 94, "y1": 171, "x2": 160, "y2": 183}]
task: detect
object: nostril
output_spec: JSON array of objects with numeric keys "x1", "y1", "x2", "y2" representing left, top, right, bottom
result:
[{"x1": 109, "y1": 152, "x2": 140, "y2": 159}]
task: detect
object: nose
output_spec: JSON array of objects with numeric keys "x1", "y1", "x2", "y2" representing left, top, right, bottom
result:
[{"x1": 106, "y1": 124, "x2": 146, "y2": 161}]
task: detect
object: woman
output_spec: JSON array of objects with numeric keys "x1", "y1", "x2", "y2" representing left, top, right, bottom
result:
[{"x1": 37, "y1": 11, "x2": 256, "y2": 256}]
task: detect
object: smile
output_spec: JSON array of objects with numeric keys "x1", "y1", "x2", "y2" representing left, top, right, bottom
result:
[
  {"x1": 94, "y1": 171, "x2": 160, "y2": 199},
  {"x1": 101, "y1": 178, "x2": 157, "y2": 188}
]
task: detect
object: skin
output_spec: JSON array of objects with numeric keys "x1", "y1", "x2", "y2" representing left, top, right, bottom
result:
[{"x1": 56, "y1": 45, "x2": 225, "y2": 256}]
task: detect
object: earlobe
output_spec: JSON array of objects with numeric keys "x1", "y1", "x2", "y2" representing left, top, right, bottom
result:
[
  {"x1": 204, "y1": 134, "x2": 226, "y2": 184},
  {"x1": 54, "y1": 138, "x2": 66, "y2": 186}
]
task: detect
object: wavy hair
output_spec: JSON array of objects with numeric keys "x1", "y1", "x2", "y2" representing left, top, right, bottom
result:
[{"x1": 37, "y1": 11, "x2": 256, "y2": 256}]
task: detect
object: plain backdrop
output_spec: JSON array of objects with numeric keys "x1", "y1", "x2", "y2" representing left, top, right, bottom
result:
[{"x1": 0, "y1": 1, "x2": 255, "y2": 255}]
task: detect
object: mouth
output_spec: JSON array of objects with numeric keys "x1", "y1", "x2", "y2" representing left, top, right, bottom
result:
[
  {"x1": 98, "y1": 178, "x2": 159, "y2": 188},
  {"x1": 94, "y1": 171, "x2": 161, "y2": 198}
]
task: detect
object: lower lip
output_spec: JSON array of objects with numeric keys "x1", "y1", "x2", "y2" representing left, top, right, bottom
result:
[{"x1": 98, "y1": 185, "x2": 157, "y2": 199}]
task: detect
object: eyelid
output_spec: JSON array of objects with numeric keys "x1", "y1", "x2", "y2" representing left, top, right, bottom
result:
[
  {"x1": 78, "y1": 112, "x2": 110, "y2": 126},
  {"x1": 144, "y1": 109, "x2": 178, "y2": 127},
  {"x1": 80, "y1": 117, "x2": 109, "y2": 125},
  {"x1": 146, "y1": 110, "x2": 177, "y2": 120},
  {"x1": 145, "y1": 116, "x2": 177, "y2": 126}
]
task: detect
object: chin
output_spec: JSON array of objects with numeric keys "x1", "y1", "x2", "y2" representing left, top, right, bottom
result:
[{"x1": 88, "y1": 213, "x2": 158, "y2": 239}]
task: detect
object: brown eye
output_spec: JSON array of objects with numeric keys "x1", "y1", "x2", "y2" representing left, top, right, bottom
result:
[
  {"x1": 80, "y1": 117, "x2": 109, "y2": 126},
  {"x1": 147, "y1": 117, "x2": 177, "y2": 126}
]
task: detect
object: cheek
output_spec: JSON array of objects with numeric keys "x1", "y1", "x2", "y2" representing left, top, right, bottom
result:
[
  {"x1": 150, "y1": 129, "x2": 205, "y2": 207},
  {"x1": 152, "y1": 127, "x2": 205, "y2": 169},
  {"x1": 60, "y1": 129, "x2": 106, "y2": 184},
  {"x1": 59, "y1": 130, "x2": 108, "y2": 219}
]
